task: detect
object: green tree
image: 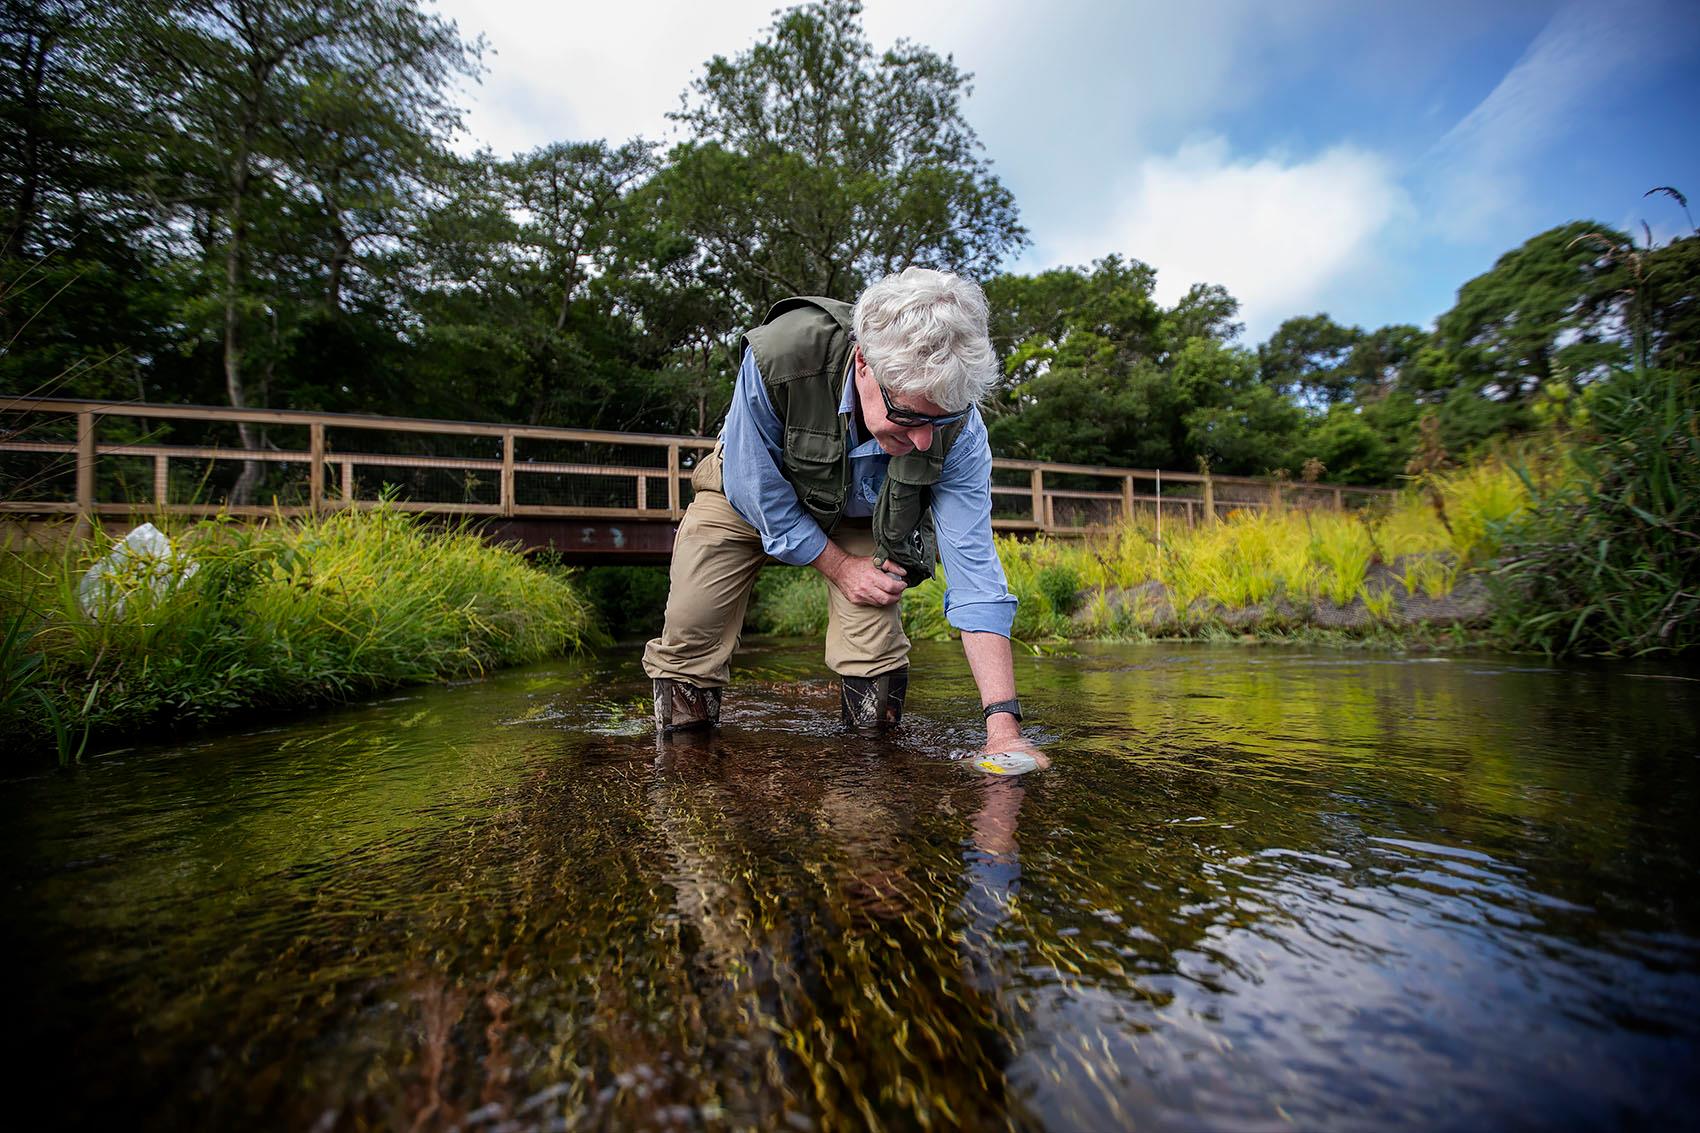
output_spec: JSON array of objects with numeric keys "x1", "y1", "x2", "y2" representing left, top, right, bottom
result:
[
  {"x1": 1258, "y1": 313, "x2": 1362, "y2": 406},
  {"x1": 127, "y1": 0, "x2": 478, "y2": 496},
  {"x1": 985, "y1": 257, "x2": 1177, "y2": 467},
  {"x1": 1437, "y1": 221, "x2": 1629, "y2": 406},
  {"x1": 1642, "y1": 234, "x2": 1699, "y2": 372},
  {"x1": 1177, "y1": 338, "x2": 1303, "y2": 475},
  {"x1": 984, "y1": 260, "x2": 1298, "y2": 475},
  {"x1": 655, "y1": 0, "x2": 1025, "y2": 338},
  {"x1": 0, "y1": 0, "x2": 171, "y2": 400},
  {"x1": 408, "y1": 141, "x2": 694, "y2": 430}
]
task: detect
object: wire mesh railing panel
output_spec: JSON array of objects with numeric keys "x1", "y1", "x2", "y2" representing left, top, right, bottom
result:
[
  {"x1": 97, "y1": 455, "x2": 160, "y2": 506},
  {"x1": 645, "y1": 476, "x2": 671, "y2": 511},
  {"x1": 2, "y1": 407, "x2": 79, "y2": 443},
  {"x1": 343, "y1": 462, "x2": 500, "y2": 506},
  {"x1": 1341, "y1": 488, "x2": 1393, "y2": 511},
  {"x1": 515, "y1": 470, "x2": 641, "y2": 510},
  {"x1": 165, "y1": 457, "x2": 312, "y2": 509},
  {"x1": 326, "y1": 426, "x2": 502, "y2": 463},
  {"x1": 515, "y1": 438, "x2": 671, "y2": 469},
  {"x1": 1048, "y1": 496, "x2": 1121, "y2": 528},
  {"x1": 1, "y1": 449, "x2": 76, "y2": 503},
  {"x1": 1213, "y1": 480, "x2": 1278, "y2": 508},
  {"x1": 989, "y1": 485, "x2": 1037, "y2": 522}
]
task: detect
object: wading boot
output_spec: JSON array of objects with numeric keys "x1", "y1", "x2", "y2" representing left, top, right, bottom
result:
[
  {"x1": 840, "y1": 666, "x2": 908, "y2": 732},
  {"x1": 653, "y1": 678, "x2": 722, "y2": 734}
]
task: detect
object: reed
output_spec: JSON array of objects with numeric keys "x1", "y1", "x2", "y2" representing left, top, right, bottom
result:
[
  {"x1": 0, "y1": 505, "x2": 596, "y2": 758},
  {"x1": 1490, "y1": 364, "x2": 1700, "y2": 656}
]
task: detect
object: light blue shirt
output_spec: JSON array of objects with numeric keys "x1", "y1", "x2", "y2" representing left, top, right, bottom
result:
[{"x1": 720, "y1": 347, "x2": 1018, "y2": 637}]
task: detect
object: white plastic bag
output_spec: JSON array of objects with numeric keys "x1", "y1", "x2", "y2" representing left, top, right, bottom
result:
[{"x1": 78, "y1": 523, "x2": 199, "y2": 618}]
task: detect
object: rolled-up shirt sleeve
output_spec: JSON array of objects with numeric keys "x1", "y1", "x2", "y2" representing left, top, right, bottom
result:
[
  {"x1": 931, "y1": 409, "x2": 1019, "y2": 636},
  {"x1": 720, "y1": 347, "x2": 829, "y2": 566}
]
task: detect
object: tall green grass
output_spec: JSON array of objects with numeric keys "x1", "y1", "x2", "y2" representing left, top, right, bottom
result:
[{"x1": 1, "y1": 506, "x2": 596, "y2": 760}]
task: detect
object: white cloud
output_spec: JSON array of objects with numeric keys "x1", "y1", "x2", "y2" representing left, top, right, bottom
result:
[
  {"x1": 1057, "y1": 138, "x2": 1405, "y2": 341},
  {"x1": 434, "y1": 0, "x2": 777, "y2": 157}
]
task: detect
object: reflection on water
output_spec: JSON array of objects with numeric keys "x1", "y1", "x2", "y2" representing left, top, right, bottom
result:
[{"x1": 3, "y1": 642, "x2": 1698, "y2": 1130}]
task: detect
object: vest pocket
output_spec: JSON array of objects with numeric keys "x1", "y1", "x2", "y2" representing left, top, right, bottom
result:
[
  {"x1": 783, "y1": 426, "x2": 843, "y2": 518},
  {"x1": 784, "y1": 426, "x2": 840, "y2": 465}
]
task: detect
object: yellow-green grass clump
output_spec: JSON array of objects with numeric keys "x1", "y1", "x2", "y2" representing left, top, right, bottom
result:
[
  {"x1": 903, "y1": 460, "x2": 1533, "y2": 643},
  {"x1": 1, "y1": 506, "x2": 596, "y2": 760}
]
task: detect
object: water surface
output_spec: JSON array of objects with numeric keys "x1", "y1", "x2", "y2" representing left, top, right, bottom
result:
[{"x1": 5, "y1": 641, "x2": 1698, "y2": 1130}]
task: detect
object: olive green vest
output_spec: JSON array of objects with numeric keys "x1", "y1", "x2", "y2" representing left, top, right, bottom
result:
[{"x1": 742, "y1": 296, "x2": 965, "y2": 584}]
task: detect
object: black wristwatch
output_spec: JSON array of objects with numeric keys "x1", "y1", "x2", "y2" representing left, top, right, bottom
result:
[{"x1": 982, "y1": 698, "x2": 1023, "y2": 723}]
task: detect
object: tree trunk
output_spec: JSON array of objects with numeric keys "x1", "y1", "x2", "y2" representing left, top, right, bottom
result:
[
  {"x1": 325, "y1": 218, "x2": 351, "y2": 314},
  {"x1": 225, "y1": 156, "x2": 263, "y2": 507}
]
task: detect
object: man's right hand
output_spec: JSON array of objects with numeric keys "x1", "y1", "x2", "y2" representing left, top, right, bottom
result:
[{"x1": 812, "y1": 541, "x2": 907, "y2": 606}]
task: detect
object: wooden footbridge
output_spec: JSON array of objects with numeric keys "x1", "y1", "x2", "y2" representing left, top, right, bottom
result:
[{"x1": 1, "y1": 397, "x2": 1393, "y2": 562}]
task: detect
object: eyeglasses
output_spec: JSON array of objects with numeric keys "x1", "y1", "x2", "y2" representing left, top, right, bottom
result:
[
  {"x1": 878, "y1": 383, "x2": 966, "y2": 427},
  {"x1": 860, "y1": 352, "x2": 967, "y2": 427}
]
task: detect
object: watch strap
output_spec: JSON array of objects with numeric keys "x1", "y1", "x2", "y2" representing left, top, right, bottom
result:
[{"x1": 982, "y1": 697, "x2": 1023, "y2": 723}]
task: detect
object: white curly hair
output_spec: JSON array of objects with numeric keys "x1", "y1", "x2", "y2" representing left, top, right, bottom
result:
[{"x1": 851, "y1": 267, "x2": 998, "y2": 413}]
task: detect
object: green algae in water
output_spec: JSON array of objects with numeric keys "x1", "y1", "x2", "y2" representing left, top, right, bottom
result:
[{"x1": 3, "y1": 642, "x2": 1698, "y2": 1130}]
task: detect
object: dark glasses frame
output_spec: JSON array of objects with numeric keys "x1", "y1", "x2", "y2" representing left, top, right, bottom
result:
[
  {"x1": 857, "y1": 348, "x2": 967, "y2": 427},
  {"x1": 878, "y1": 382, "x2": 967, "y2": 428}
]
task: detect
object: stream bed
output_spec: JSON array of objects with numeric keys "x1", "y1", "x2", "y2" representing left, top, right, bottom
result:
[{"x1": 5, "y1": 641, "x2": 1698, "y2": 1130}]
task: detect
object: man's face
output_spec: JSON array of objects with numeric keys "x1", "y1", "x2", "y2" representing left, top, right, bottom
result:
[{"x1": 854, "y1": 349, "x2": 948, "y2": 456}]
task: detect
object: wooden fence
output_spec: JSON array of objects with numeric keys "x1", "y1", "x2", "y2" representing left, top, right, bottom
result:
[{"x1": 1, "y1": 397, "x2": 1394, "y2": 540}]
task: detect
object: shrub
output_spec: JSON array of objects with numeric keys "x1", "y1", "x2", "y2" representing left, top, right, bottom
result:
[
  {"x1": 748, "y1": 565, "x2": 831, "y2": 636},
  {"x1": 1491, "y1": 365, "x2": 1700, "y2": 655}
]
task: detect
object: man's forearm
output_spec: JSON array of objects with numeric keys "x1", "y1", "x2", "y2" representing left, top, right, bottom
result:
[
  {"x1": 809, "y1": 538, "x2": 852, "y2": 587},
  {"x1": 961, "y1": 630, "x2": 1021, "y2": 742}
]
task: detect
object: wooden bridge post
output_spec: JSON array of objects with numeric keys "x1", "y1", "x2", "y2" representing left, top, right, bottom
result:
[
  {"x1": 308, "y1": 422, "x2": 325, "y2": 515},
  {"x1": 1202, "y1": 468, "x2": 1216, "y2": 524},
  {"x1": 1121, "y1": 474, "x2": 1134, "y2": 524},
  {"x1": 153, "y1": 453, "x2": 169, "y2": 510},
  {"x1": 74, "y1": 409, "x2": 95, "y2": 540},
  {"x1": 1333, "y1": 486, "x2": 1344, "y2": 510},
  {"x1": 1030, "y1": 468, "x2": 1044, "y2": 527},
  {"x1": 666, "y1": 443, "x2": 681, "y2": 516},
  {"x1": 500, "y1": 429, "x2": 515, "y2": 517}
]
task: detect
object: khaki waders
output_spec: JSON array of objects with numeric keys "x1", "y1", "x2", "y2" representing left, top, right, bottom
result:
[{"x1": 642, "y1": 443, "x2": 911, "y2": 701}]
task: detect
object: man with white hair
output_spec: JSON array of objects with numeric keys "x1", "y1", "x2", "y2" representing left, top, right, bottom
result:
[{"x1": 644, "y1": 268, "x2": 1036, "y2": 758}]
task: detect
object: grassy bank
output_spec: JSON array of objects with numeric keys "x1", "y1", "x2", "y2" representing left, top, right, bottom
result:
[
  {"x1": 747, "y1": 459, "x2": 1534, "y2": 648},
  {"x1": 1, "y1": 507, "x2": 596, "y2": 762}
]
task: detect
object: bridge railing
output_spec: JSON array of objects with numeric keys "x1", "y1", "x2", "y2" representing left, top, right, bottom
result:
[{"x1": 1, "y1": 396, "x2": 1394, "y2": 538}]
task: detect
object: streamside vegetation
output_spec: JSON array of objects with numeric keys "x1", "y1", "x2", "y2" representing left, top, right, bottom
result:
[
  {"x1": 744, "y1": 457, "x2": 1532, "y2": 648},
  {"x1": 0, "y1": 507, "x2": 595, "y2": 761},
  {"x1": 1488, "y1": 356, "x2": 1699, "y2": 656}
]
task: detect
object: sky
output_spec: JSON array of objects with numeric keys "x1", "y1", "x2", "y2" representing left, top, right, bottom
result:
[{"x1": 428, "y1": 0, "x2": 1700, "y2": 343}]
